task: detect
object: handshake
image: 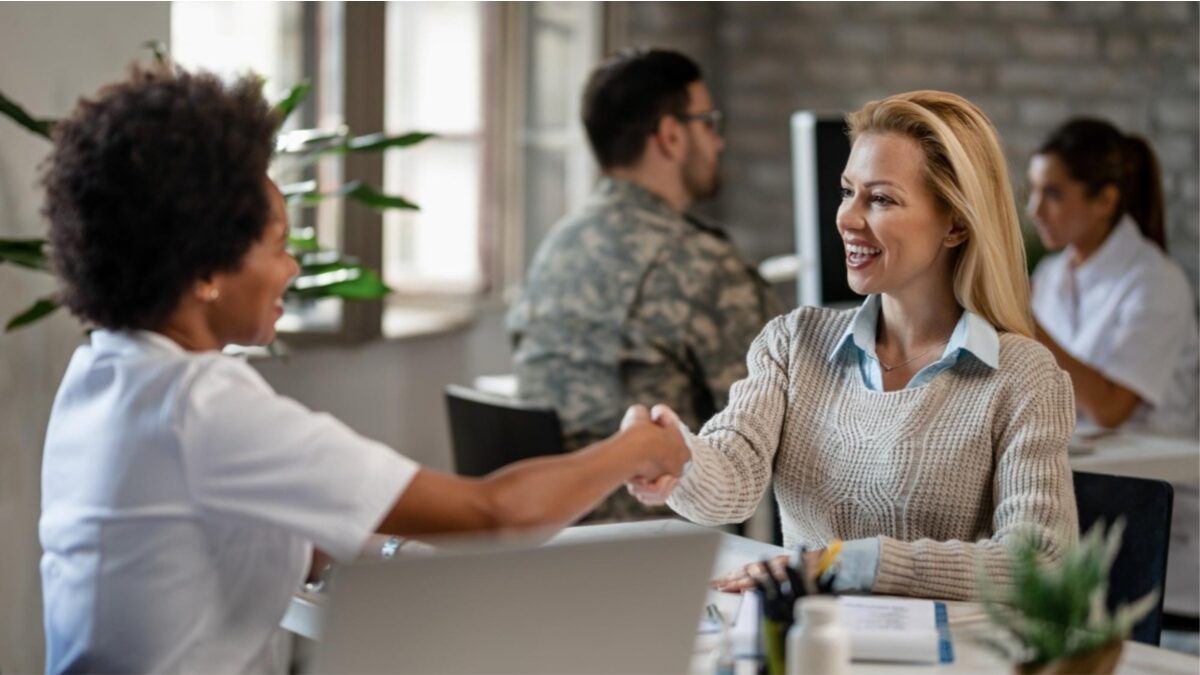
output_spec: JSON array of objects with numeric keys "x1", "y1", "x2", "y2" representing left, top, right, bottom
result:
[{"x1": 616, "y1": 404, "x2": 692, "y2": 506}]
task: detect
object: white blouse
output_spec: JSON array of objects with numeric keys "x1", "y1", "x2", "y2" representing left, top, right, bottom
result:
[
  {"x1": 1032, "y1": 214, "x2": 1199, "y2": 436},
  {"x1": 40, "y1": 330, "x2": 418, "y2": 673}
]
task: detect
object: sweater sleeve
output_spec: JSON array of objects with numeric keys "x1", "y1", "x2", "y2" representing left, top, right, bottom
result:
[
  {"x1": 872, "y1": 369, "x2": 1080, "y2": 601},
  {"x1": 667, "y1": 315, "x2": 792, "y2": 525}
]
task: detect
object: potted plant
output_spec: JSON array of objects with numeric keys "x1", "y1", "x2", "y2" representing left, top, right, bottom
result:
[
  {"x1": 979, "y1": 520, "x2": 1158, "y2": 675},
  {"x1": 0, "y1": 43, "x2": 432, "y2": 333}
]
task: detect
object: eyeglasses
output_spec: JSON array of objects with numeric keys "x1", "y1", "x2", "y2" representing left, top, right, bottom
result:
[{"x1": 678, "y1": 109, "x2": 725, "y2": 136}]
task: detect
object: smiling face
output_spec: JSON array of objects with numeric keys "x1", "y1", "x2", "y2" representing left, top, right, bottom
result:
[
  {"x1": 207, "y1": 179, "x2": 299, "y2": 346},
  {"x1": 836, "y1": 132, "x2": 963, "y2": 298}
]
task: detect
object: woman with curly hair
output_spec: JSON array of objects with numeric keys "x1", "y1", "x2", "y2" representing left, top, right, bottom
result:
[
  {"x1": 38, "y1": 65, "x2": 689, "y2": 673},
  {"x1": 628, "y1": 90, "x2": 1079, "y2": 601}
]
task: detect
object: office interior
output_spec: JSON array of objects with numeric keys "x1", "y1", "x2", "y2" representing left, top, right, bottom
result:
[{"x1": 0, "y1": 1, "x2": 1197, "y2": 672}]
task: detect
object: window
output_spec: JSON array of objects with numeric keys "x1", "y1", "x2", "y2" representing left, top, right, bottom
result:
[
  {"x1": 173, "y1": 1, "x2": 352, "y2": 338},
  {"x1": 383, "y1": 2, "x2": 484, "y2": 296},
  {"x1": 173, "y1": 1, "x2": 603, "y2": 342},
  {"x1": 518, "y1": 3, "x2": 603, "y2": 285},
  {"x1": 378, "y1": 1, "x2": 600, "y2": 337},
  {"x1": 171, "y1": 2, "x2": 306, "y2": 107}
]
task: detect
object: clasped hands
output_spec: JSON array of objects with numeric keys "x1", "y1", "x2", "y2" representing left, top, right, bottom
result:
[
  {"x1": 618, "y1": 404, "x2": 829, "y2": 594},
  {"x1": 619, "y1": 404, "x2": 689, "y2": 506}
]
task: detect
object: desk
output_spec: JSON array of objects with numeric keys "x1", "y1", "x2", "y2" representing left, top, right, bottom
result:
[
  {"x1": 283, "y1": 520, "x2": 1199, "y2": 674},
  {"x1": 1069, "y1": 431, "x2": 1199, "y2": 485}
]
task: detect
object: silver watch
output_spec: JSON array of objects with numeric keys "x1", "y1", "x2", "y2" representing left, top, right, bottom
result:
[{"x1": 381, "y1": 536, "x2": 404, "y2": 559}]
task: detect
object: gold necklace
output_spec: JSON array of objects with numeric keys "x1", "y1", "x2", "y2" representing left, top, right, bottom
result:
[{"x1": 876, "y1": 339, "x2": 949, "y2": 373}]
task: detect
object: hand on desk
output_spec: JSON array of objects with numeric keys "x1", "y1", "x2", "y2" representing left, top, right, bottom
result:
[
  {"x1": 711, "y1": 551, "x2": 823, "y2": 593},
  {"x1": 621, "y1": 404, "x2": 687, "y2": 505}
]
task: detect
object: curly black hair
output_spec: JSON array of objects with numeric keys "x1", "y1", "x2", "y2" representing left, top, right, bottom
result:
[{"x1": 43, "y1": 64, "x2": 280, "y2": 330}]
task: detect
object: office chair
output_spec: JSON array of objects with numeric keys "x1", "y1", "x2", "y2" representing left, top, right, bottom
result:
[
  {"x1": 1073, "y1": 471, "x2": 1174, "y2": 646},
  {"x1": 444, "y1": 384, "x2": 565, "y2": 477}
]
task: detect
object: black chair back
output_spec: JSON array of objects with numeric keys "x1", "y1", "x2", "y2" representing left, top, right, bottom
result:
[
  {"x1": 1073, "y1": 471, "x2": 1174, "y2": 646},
  {"x1": 444, "y1": 385, "x2": 565, "y2": 477}
]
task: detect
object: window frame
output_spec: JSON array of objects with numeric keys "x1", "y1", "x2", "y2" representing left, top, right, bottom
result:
[
  {"x1": 282, "y1": 0, "x2": 386, "y2": 347},
  {"x1": 290, "y1": 1, "x2": 609, "y2": 345}
]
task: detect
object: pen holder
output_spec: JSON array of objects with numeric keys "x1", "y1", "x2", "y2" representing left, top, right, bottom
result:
[{"x1": 760, "y1": 613, "x2": 792, "y2": 675}]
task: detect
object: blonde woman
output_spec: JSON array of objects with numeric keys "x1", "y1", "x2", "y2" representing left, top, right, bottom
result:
[{"x1": 628, "y1": 91, "x2": 1079, "y2": 601}]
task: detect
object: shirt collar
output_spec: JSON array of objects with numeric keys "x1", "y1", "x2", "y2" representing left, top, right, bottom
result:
[
  {"x1": 591, "y1": 176, "x2": 681, "y2": 221},
  {"x1": 828, "y1": 294, "x2": 999, "y2": 370},
  {"x1": 1073, "y1": 214, "x2": 1142, "y2": 290},
  {"x1": 90, "y1": 329, "x2": 187, "y2": 357}
]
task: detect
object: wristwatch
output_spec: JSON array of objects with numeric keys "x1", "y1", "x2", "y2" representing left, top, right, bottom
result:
[{"x1": 381, "y1": 536, "x2": 405, "y2": 560}]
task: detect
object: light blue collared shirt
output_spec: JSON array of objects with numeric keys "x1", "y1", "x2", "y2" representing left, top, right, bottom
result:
[
  {"x1": 818, "y1": 295, "x2": 1000, "y2": 593},
  {"x1": 829, "y1": 294, "x2": 1000, "y2": 391}
]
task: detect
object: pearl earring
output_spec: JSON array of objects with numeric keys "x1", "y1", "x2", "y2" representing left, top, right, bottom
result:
[{"x1": 208, "y1": 288, "x2": 220, "y2": 302}]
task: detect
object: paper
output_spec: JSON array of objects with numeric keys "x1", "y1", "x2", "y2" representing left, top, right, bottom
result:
[
  {"x1": 839, "y1": 596, "x2": 953, "y2": 664},
  {"x1": 728, "y1": 594, "x2": 953, "y2": 664},
  {"x1": 731, "y1": 591, "x2": 760, "y2": 658}
]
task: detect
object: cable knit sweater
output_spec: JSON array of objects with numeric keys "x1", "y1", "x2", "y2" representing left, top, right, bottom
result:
[{"x1": 667, "y1": 306, "x2": 1080, "y2": 601}]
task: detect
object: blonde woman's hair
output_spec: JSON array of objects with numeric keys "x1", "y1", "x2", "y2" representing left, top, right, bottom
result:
[{"x1": 846, "y1": 90, "x2": 1034, "y2": 337}]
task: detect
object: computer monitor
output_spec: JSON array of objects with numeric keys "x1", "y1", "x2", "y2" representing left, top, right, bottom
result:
[{"x1": 790, "y1": 111, "x2": 863, "y2": 308}]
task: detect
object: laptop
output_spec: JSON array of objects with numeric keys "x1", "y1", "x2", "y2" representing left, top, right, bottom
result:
[{"x1": 314, "y1": 527, "x2": 721, "y2": 674}]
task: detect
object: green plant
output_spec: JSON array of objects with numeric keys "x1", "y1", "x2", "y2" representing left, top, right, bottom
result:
[
  {"x1": 978, "y1": 520, "x2": 1158, "y2": 670},
  {"x1": 0, "y1": 44, "x2": 433, "y2": 332}
]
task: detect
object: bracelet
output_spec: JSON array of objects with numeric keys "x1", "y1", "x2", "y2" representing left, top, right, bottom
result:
[{"x1": 381, "y1": 536, "x2": 405, "y2": 560}]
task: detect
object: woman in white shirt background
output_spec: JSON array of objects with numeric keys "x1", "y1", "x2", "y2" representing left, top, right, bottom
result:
[
  {"x1": 38, "y1": 64, "x2": 689, "y2": 674},
  {"x1": 1027, "y1": 117, "x2": 1199, "y2": 436},
  {"x1": 1027, "y1": 118, "x2": 1200, "y2": 628}
]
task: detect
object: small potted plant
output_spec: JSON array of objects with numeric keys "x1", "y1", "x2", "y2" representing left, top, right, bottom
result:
[{"x1": 979, "y1": 520, "x2": 1158, "y2": 675}]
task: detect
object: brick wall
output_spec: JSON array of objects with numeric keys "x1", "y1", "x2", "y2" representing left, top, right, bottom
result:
[{"x1": 615, "y1": 1, "x2": 1200, "y2": 296}]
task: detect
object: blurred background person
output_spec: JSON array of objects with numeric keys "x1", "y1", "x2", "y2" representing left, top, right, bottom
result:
[
  {"x1": 507, "y1": 48, "x2": 781, "y2": 521},
  {"x1": 1027, "y1": 117, "x2": 1200, "y2": 631},
  {"x1": 1027, "y1": 117, "x2": 1198, "y2": 436}
]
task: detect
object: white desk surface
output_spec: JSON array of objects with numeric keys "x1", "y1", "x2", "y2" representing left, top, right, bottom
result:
[
  {"x1": 283, "y1": 519, "x2": 1198, "y2": 674},
  {"x1": 1068, "y1": 430, "x2": 1199, "y2": 485}
]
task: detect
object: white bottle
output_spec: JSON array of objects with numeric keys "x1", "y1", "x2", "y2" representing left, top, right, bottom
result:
[{"x1": 786, "y1": 597, "x2": 850, "y2": 675}]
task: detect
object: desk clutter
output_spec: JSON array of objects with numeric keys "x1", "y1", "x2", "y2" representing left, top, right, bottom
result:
[
  {"x1": 707, "y1": 545, "x2": 952, "y2": 675},
  {"x1": 718, "y1": 592, "x2": 952, "y2": 674},
  {"x1": 282, "y1": 520, "x2": 1200, "y2": 674}
]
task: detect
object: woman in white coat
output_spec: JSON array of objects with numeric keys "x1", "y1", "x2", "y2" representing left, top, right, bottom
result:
[
  {"x1": 37, "y1": 64, "x2": 689, "y2": 674},
  {"x1": 1027, "y1": 118, "x2": 1198, "y2": 436},
  {"x1": 1027, "y1": 117, "x2": 1199, "y2": 623}
]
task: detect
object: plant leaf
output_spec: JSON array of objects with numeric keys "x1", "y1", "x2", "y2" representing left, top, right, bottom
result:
[
  {"x1": 275, "y1": 126, "x2": 349, "y2": 155},
  {"x1": 288, "y1": 262, "x2": 389, "y2": 300},
  {"x1": 340, "y1": 131, "x2": 436, "y2": 153},
  {"x1": 0, "y1": 90, "x2": 55, "y2": 139},
  {"x1": 6, "y1": 296, "x2": 60, "y2": 332},
  {"x1": 287, "y1": 227, "x2": 320, "y2": 253},
  {"x1": 274, "y1": 82, "x2": 313, "y2": 123},
  {"x1": 0, "y1": 238, "x2": 50, "y2": 271},
  {"x1": 285, "y1": 180, "x2": 419, "y2": 211},
  {"x1": 342, "y1": 181, "x2": 419, "y2": 211},
  {"x1": 142, "y1": 40, "x2": 168, "y2": 65}
]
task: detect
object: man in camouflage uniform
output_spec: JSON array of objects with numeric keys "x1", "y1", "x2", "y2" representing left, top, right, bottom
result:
[{"x1": 507, "y1": 48, "x2": 782, "y2": 521}]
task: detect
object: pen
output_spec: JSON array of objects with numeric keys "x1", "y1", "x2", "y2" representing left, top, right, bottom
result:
[
  {"x1": 706, "y1": 603, "x2": 725, "y2": 627},
  {"x1": 816, "y1": 539, "x2": 843, "y2": 577}
]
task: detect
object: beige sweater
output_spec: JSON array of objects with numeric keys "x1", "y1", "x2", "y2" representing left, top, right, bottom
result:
[{"x1": 668, "y1": 306, "x2": 1079, "y2": 600}]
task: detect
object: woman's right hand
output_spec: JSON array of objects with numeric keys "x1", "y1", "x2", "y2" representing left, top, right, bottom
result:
[
  {"x1": 621, "y1": 404, "x2": 688, "y2": 505},
  {"x1": 616, "y1": 405, "x2": 690, "y2": 481},
  {"x1": 711, "y1": 550, "x2": 823, "y2": 593}
]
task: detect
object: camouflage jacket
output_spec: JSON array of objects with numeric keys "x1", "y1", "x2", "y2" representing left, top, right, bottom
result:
[{"x1": 507, "y1": 177, "x2": 783, "y2": 452}]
